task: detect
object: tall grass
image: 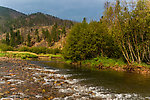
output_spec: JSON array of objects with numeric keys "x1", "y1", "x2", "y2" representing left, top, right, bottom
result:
[
  {"x1": 0, "y1": 53, "x2": 6, "y2": 57},
  {"x1": 82, "y1": 56, "x2": 126, "y2": 67},
  {"x1": 5, "y1": 52, "x2": 38, "y2": 59}
]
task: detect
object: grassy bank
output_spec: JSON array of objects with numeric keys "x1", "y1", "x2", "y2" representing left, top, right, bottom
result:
[
  {"x1": 38, "y1": 53, "x2": 64, "y2": 60},
  {"x1": 67, "y1": 56, "x2": 150, "y2": 68},
  {"x1": 84, "y1": 57, "x2": 150, "y2": 69},
  {"x1": 82, "y1": 56, "x2": 126, "y2": 67},
  {"x1": 0, "y1": 51, "x2": 38, "y2": 59},
  {"x1": 0, "y1": 53, "x2": 6, "y2": 57},
  {"x1": 65, "y1": 56, "x2": 150, "y2": 74},
  {"x1": 0, "y1": 51, "x2": 64, "y2": 60},
  {"x1": 0, "y1": 43, "x2": 63, "y2": 60}
]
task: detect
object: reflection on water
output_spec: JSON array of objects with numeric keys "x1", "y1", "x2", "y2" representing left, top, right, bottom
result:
[{"x1": 30, "y1": 60, "x2": 150, "y2": 98}]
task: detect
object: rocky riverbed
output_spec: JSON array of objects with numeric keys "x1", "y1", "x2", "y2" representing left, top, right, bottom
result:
[
  {"x1": 0, "y1": 57, "x2": 100, "y2": 100},
  {"x1": 0, "y1": 57, "x2": 145, "y2": 100}
]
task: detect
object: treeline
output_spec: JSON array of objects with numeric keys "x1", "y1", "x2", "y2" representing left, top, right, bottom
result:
[
  {"x1": 4, "y1": 29, "x2": 23, "y2": 46},
  {"x1": 63, "y1": 0, "x2": 150, "y2": 64},
  {"x1": 42, "y1": 24, "x2": 66, "y2": 46},
  {"x1": 2, "y1": 24, "x2": 67, "y2": 47}
]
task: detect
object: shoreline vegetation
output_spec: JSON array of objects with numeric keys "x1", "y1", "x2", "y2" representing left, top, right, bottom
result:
[{"x1": 0, "y1": 50, "x2": 150, "y2": 75}]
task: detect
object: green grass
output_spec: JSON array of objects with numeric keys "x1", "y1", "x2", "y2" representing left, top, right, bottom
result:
[
  {"x1": 49, "y1": 54, "x2": 64, "y2": 59},
  {"x1": 82, "y1": 56, "x2": 126, "y2": 67},
  {"x1": 65, "y1": 60, "x2": 73, "y2": 64},
  {"x1": 38, "y1": 54, "x2": 64, "y2": 59},
  {"x1": 82, "y1": 56, "x2": 150, "y2": 69},
  {"x1": 0, "y1": 50, "x2": 63, "y2": 60},
  {"x1": 0, "y1": 53, "x2": 6, "y2": 57},
  {"x1": 5, "y1": 51, "x2": 38, "y2": 59},
  {"x1": 133, "y1": 62, "x2": 150, "y2": 68}
]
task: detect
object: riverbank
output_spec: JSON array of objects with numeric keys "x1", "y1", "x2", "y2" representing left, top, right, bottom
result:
[
  {"x1": 0, "y1": 57, "x2": 105, "y2": 100},
  {"x1": 1, "y1": 51, "x2": 150, "y2": 75},
  {"x1": 69, "y1": 57, "x2": 150, "y2": 75},
  {"x1": 0, "y1": 51, "x2": 63, "y2": 60}
]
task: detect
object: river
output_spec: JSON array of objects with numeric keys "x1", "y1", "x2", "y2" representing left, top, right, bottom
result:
[{"x1": 29, "y1": 60, "x2": 150, "y2": 99}]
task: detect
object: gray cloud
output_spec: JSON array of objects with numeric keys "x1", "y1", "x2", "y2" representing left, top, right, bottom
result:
[{"x1": 0, "y1": 0, "x2": 107, "y2": 22}]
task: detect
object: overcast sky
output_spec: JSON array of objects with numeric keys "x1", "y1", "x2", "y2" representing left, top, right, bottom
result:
[{"x1": 0, "y1": 0, "x2": 113, "y2": 22}]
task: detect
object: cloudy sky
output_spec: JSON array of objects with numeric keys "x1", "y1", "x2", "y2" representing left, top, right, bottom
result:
[{"x1": 0, "y1": 0, "x2": 112, "y2": 22}]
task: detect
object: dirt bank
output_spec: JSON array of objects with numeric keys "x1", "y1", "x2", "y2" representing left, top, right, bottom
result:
[{"x1": 96, "y1": 63, "x2": 150, "y2": 75}]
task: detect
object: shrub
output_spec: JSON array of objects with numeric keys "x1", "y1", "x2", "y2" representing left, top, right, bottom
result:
[
  {"x1": 18, "y1": 46, "x2": 30, "y2": 52},
  {"x1": 0, "y1": 43, "x2": 14, "y2": 51},
  {"x1": 46, "y1": 48, "x2": 61, "y2": 54},
  {"x1": 29, "y1": 47, "x2": 47, "y2": 54}
]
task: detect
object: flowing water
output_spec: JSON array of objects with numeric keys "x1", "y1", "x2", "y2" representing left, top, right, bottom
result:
[{"x1": 30, "y1": 60, "x2": 150, "y2": 99}]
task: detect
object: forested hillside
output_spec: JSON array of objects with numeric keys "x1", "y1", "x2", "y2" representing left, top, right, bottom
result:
[
  {"x1": 7, "y1": 12, "x2": 74, "y2": 30},
  {"x1": 0, "y1": 6, "x2": 74, "y2": 33},
  {"x1": 0, "y1": 6, "x2": 26, "y2": 33},
  {"x1": 0, "y1": 6, "x2": 75, "y2": 49}
]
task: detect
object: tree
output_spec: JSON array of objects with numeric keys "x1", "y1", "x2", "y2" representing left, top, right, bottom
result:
[
  {"x1": 10, "y1": 29, "x2": 15, "y2": 47},
  {"x1": 42, "y1": 29, "x2": 46, "y2": 39},
  {"x1": 16, "y1": 30, "x2": 21, "y2": 45},
  {"x1": 36, "y1": 35, "x2": 40, "y2": 42},
  {"x1": 105, "y1": 0, "x2": 150, "y2": 64},
  {"x1": 35, "y1": 29, "x2": 39, "y2": 35},
  {"x1": 62, "y1": 26, "x2": 66, "y2": 36},
  {"x1": 51, "y1": 24, "x2": 58, "y2": 42},
  {"x1": 35, "y1": 29, "x2": 40, "y2": 42},
  {"x1": 27, "y1": 34, "x2": 31, "y2": 47},
  {"x1": 6, "y1": 33, "x2": 10, "y2": 45},
  {"x1": 63, "y1": 18, "x2": 111, "y2": 61},
  {"x1": 63, "y1": 0, "x2": 150, "y2": 64}
]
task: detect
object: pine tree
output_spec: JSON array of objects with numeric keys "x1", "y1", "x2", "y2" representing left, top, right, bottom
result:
[
  {"x1": 51, "y1": 24, "x2": 57, "y2": 42},
  {"x1": 62, "y1": 26, "x2": 66, "y2": 36},
  {"x1": 27, "y1": 34, "x2": 31, "y2": 47},
  {"x1": 10, "y1": 29, "x2": 15, "y2": 47},
  {"x1": 36, "y1": 35, "x2": 40, "y2": 42},
  {"x1": 16, "y1": 30, "x2": 21, "y2": 45},
  {"x1": 35, "y1": 29, "x2": 39, "y2": 35},
  {"x1": 6, "y1": 33, "x2": 10, "y2": 45}
]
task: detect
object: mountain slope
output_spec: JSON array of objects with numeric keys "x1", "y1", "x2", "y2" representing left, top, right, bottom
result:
[
  {"x1": 0, "y1": 6, "x2": 75, "y2": 49},
  {"x1": 0, "y1": 6, "x2": 75, "y2": 33},
  {"x1": 0, "y1": 6, "x2": 26, "y2": 19},
  {"x1": 9, "y1": 12, "x2": 74, "y2": 29},
  {"x1": 0, "y1": 6, "x2": 26, "y2": 33}
]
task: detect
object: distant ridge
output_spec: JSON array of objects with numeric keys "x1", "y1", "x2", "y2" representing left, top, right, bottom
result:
[
  {"x1": 0, "y1": 6, "x2": 26, "y2": 19},
  {"x1": 0, "y1": 6, "x2": 75, "y2": 33},
  {"x1": 0, "y1": 6, "x2": 26, "y2": 33}
]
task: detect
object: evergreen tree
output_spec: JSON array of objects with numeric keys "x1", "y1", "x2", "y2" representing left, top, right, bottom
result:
[
  {"x1": 35, "y1": 29, "x2": 39, "y2": 35},
  {"x1": 51, "y1": 24, "x2": 58, "y2": 42},
  {"x1": 16, "y1": 30, "x2": 21, "y2": 45},
  {"x1": 10, "y1": 29, "x2": 15, "y2": 47},
  {"x1": 27, "y1": 34, "x2": 31, "y2": 47},
  {"x1": 36, "y1": 35, "x2": 40, "y2": 42},
  {"x1": 6, "y1": 33, "x2": 10, "y2": 45},
  {"x1": 42, "y1": 29, "x2": 46, "y2": 39},
  {"x1": 62, "y1": 26, "x2": 66, "y2": 36}
]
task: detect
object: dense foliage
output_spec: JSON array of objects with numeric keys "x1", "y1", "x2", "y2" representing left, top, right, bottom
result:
[{"x1": 63, "y1": 0, "x2": 150, "y2": 64}]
